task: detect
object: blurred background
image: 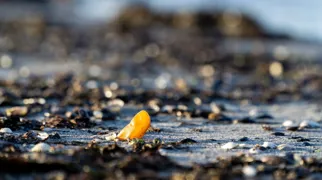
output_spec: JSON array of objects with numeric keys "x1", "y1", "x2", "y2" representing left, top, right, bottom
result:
[{"x1": 0, "y1": 0, "x2": 322, "y2": 98}]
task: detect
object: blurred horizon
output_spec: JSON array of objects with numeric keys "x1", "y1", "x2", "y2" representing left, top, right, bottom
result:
[{"x1": 0, "y1": 0, "x2": 321, "y2": 42}]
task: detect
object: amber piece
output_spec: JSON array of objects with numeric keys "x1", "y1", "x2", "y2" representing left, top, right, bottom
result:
[{"x1": 117, "y1": 110, "x2": 150, "y2": 140}]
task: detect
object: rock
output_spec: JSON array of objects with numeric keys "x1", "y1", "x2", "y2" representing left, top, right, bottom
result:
[
  {"x1": 262, "y1": 142, "x2": 277, "y2": 149},
  {"x1": 239, "y1": 137, "x2": 249, "y2": 141},
  {"x1": 299, "y1": 120, "x2": 321, "y2": 129},
  {"x1": 31, "y1": 143, "x2": 51, "y2": 152},
  {"x1": 277, "y1": 144, "x2": 293, "y2": 151},
  {"x1": 283, "y1": 120, "x2": 297, "y2": 128},
  {"x1": 5, "y1": 106, "x2": 28, "y2": 117},
  {"x1": 37, "y1": 132, "x2": 49, "y2": 140},
  {"x1": 249, "y1": 145, "x2": 265, "y2": 154},
  {"x1": 221, "y1": 142, "x2": 238, "y2": 150},
  {"x1": 271, "y1": 132, "x2": 285, "y2": 136},
  {"x1": 0, "y1": 128, "x2": 12, "y2": 133},
  {"x1": 242, "y1": 166, "x2": 257, "y2": 177},
  {"x1": 180, "y1": 138, "x2": 197, "y2": 144},
  {"x1": 105, "y1": 133, "x2": 117, "y2": 141}
]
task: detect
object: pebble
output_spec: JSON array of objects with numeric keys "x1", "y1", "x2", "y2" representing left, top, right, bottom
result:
[
  {"x1": 299, "y1": 120, "x2": 321, "y2": 129},
  {"x1": 105, "y1": 132, "x2": 117, "y2": 141},
  {"x1": 0, "y1": 128, "x2": 12, "y2": 133},
  {"x1": 249, "y1": 145, "x2": 264, "y2": 154},
  {"x1": 271, "y1": 132, "x2": 285, "y2": 136},
  {"x1": 31, "y1": 143, "x2": 51, "y2": 152},
  {"x1": 239, "y1": 137, "x2": 249, "y2": 141},
  {"x1": 262, "y1": 142, "x2": 277, "y2": 149},
  {"x1": 277, "y1": 144, "x2": 293, "y2": 151},
  {"x1": 37, "y1": 132, "x2": 49, "y2": 140},
  {"x1": 283, "y1": 120, "x2": 297, "y2": 128},
  {"x1": 108, "y1": 99, "x2": 125, "y2": 108},
  {"x1": 221, "y1": 142, "x2": 238, "y2": 150},
  {"x1": 242, "y1": 166, "x2": 257, "y2": 177}
]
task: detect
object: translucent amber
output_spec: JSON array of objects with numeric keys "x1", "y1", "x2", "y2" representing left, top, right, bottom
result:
[{"x1": 117, "y1": 110, "x2": 151, "y2": 140}]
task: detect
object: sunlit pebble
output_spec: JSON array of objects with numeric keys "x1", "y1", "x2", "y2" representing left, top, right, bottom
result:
[
  {"x1": 19, "y1": 66, "x2": 30, "y2": 78},
  {"x1": 23, "y1": 98, "x2": 35, "y2": 105},
  {"x1": 273, "y1": 45, "x2": 290, "y2": 60},
  {"x1": 175, "y1": 78, "x2": 187, "y2": 90},
  {"x1": 249, "y1": 147, "x2": 262, "y2": 154},
  {"x1": 249, "y1": 109, "x2": 258, "y2": 116},
  {"x1": 193, "y1": 97, "x2": 202, "y2": 106},
  {"x1": 86, "y1": 80, "x2": 98, "y2": 89},
  {"x1": 104, "y1": 90, "x2": 113, "y2": 98},
  {"x1": 155, "y1": 75, "x2": 169, "y2": 89},
  {"x1": 210, "y1": 102, "x2": 221, "y2": 114},
  {"x1": 108, "y1": 99, "x2": 124, "y2": 107},
  {"x1": 31, "y1": 143, "x2": 51, "y2": 152},
  {"x1": 282, "y1": 120, "x2": 297, "y2": 128},
  {"x1": 177, "y1": 104, "x2": 188, "y2": 111},
  {"x1": 0, "y1": 54, "x2": 13, "y2": 68},
  {"x1": 262, "y1": 142, "x2": 277, "y2": 149},
  {"x1": 221, "y1": 142, "x2": 238, "y2": 150},
  {"x1": 299, "y1": 120, "x2": 321, "y2": 129},
  {"x1": 93, "y1": 111, "x2": 103, "y2": 119},
  {"x1": 149, "y1": 104, "x2": 160, "y2": 112},
  {"x1": 88, "y1": 65, "x2": 101, "y2": 77},
  {"x1": 269, "y1": 61, "x2": 283, "y2": 77},
  {"x1": 0, "y1": 128, "x2": 12, "y2": 133},
  {"x1": 161, "y1": 105, "x2": 174, "y2": 113},
  {"x1": 37, "y1": 132, "x2": 49, "y2": 140},
  {"x1": 105, "y1": 132, "x2": 117, "y2": 141},
  {"x1": 38, "y1": 98, "x2": 46, "y2": 104},
  {"x1": 198, "y1": 65, "x2": 215, "y2": 77},
  {"x1": 277, "y1": 144, "x2": 293, "y2": 151},
  {"x1": 242, "y1": 166, "x2": 257, "y2": 177},
  {"x1": 110, "y1": 82, "x2": 119, "y2": 90},
  {"x1": 44, "y1": 112, "x2": 51, "y2": 117}
]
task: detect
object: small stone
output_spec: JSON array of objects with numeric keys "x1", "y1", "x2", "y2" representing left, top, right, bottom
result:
[
  {"x1": 271, "y1": 132, "x2": 285, "y2": 136},
  {"x1": 283, "y1": 120, "x2": 297, "y2": 128},
  {"x1": 180, "y1": 138, "x2": 197, "y2": 144},
  {"x1": 0, "y1": 128, "x2": 12, "y2": 133},
  {"x1": 49, "y1": 132, "x2": 61, "y2": 139},
  {"x1": 303, "y1": 142, "x2": 311, "y2": 146},
  {"x1": 299, "y1": 120, "x2": 321, "y2": 129},
  {"x1": 108, "y1": 99, "x2": 124, "y2": 108},
  {"x1": 37, "y1": 132, "x2": 49, "y2": 140},
  {"x1": 249, "y1": 145, "x2": 264, "y2": 154},
  {"x1": 277, "y1": 144, "x2": 293, "y2": 151},
  {"x1": 239, "y1": 137, "x2": 249, "y2": 141},
  {"x1": 5, "y1": 106, "x2": 28, "y2": 117},
  {"x1": 221, "y1": 142, "x2": 238, "y2": 150},
  {"x1": 31, "y1": 143, "x2": 51, "y2": 152},
  {"x1": 262, "y1": 142, "x2": 277, "y2": 149},
  {"x1": 105, "y1": 132, "x2": 117, "y2": 141},
  {"x1": 242, "y1": 166, "x2": 257, "y2": 177}
]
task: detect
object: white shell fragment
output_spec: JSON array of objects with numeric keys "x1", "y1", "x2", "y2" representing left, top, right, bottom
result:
[
  {"x1": 0, "y1": 128, "x2": 12, "y2": 133},
  {"x1": 282, "y1": 120, "x2": 297, "y2": 128},
  {"x1": 221, "y1": 142, "x2": 238, "y2": 150},
  {"x1": 299, "y1": 120, "x2": 321, "y2": 129},
  {"x1": 242, "y1": 166, "x2": 257, "y2": 177},
  {"x1": 262, "y1": 142, "x2": 277, "y2": 149},
  {"x1": 31, "y1": 143, "x2": 51, "y2": 152}
]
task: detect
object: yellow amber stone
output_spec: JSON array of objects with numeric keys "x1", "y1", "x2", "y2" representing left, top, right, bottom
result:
[{"x1": 117, "y1": 110, "x2": 151, "y2": 140}]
